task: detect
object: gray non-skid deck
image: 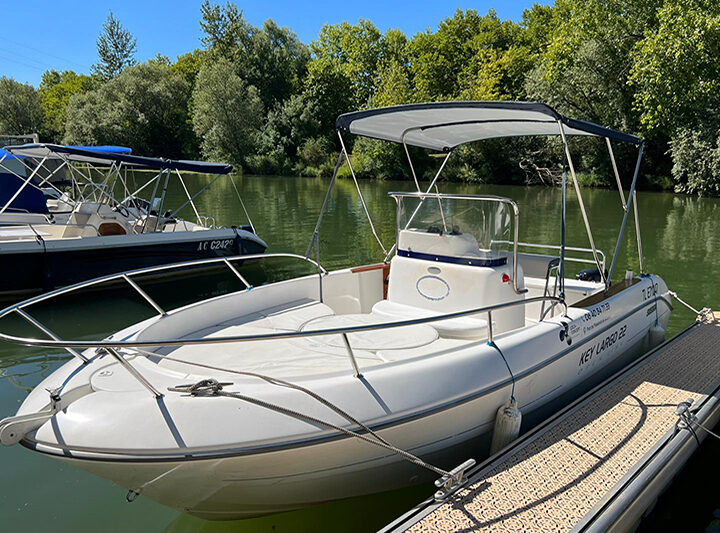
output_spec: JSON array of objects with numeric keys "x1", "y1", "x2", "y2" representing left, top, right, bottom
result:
[{"x1": 384, "y1": 317, "x2": 720, "y2": 533}]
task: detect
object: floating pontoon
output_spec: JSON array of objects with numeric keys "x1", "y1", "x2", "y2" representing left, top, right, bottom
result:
[{"x1": 0, "y1": 102, "x2": 670, "y2": 519}]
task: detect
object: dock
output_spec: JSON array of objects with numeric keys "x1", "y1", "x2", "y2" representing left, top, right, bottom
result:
[{"x1": 382, "y1": 315, "x2": 720, "y2": 533}]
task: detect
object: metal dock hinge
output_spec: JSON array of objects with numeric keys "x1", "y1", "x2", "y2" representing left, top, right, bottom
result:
[{"x1": 434, "y1": 458, "x2": 476, "y2": 501}]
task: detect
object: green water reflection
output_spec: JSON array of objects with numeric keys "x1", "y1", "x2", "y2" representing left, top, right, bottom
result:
[{"x1": 0, "y1": 174, "x2": 717, "y2": 532}]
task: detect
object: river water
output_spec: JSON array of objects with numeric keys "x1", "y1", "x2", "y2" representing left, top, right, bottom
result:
[{"x1": 1, "y1": 174, "x2": 719, "y2": 531}]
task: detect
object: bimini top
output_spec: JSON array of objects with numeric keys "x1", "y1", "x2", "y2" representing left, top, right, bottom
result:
[
  {"x1": 4, "y1": 144, "x2": 233, "y2": 174},
  {"x1": 0, "y1": 148, "x2": 21, "y2": 160},
  {"x1": 336, "y1": 101, "x2": 642, "y2": 151}
]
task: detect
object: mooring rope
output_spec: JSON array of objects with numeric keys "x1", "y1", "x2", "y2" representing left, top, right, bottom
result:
[
  {"x1": 668, "y1": 290, "x2": 714, "y2": 321},
  {"x1": 129, "y1": 348, "x2": 453, "y2": 478},
  {"x1": 676, "y1": 398, "x2": 720, "y2": 446},
  {"x1": 168, "y1": 377, "x2": 450, "y2": 477},
  {"x1": 488, "y1": 341, "x2": 516, "y2": 402}
]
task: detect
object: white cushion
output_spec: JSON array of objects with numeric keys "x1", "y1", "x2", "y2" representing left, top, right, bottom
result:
[
  {"x1": 371, "y1": 299, "x2": 489, "y2": 340},
  {"x1": 301, "y1": 313, "x2": 438, "y2": 351}
]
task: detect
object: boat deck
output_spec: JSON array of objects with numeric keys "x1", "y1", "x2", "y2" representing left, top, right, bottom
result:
[{"x1": 382, "y1": 315, "x2": 720, "y2": 533}]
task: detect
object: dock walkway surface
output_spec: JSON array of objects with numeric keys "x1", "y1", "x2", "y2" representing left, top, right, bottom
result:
[{"x1": 382, "y1": 317, "x2": 720, "y2": 533}]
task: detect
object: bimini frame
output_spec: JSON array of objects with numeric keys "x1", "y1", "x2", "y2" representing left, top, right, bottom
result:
[
  {"x1": 0, "y1": 144, "x2": 255, "y2": 234},
  {"x1": 311, "y1": 101, "x2": 645, "y2": 298}
]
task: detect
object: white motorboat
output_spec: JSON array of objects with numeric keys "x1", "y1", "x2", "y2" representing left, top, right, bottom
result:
[
  {"x1": 0, "y1": 102, "x2": 671, "y2": 519},
  {"x1": 0, "y1": 144, "x2": 266, "y2": 296}
]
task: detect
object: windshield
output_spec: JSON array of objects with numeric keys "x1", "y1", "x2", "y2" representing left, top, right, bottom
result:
[{"x1": 394, "y1": 194, "x2": 514, "y2": 258}]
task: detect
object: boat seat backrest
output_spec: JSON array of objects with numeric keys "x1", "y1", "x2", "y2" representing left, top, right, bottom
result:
[{"x1": 62, "y1": 211, "x2": 90, "y2": 237}]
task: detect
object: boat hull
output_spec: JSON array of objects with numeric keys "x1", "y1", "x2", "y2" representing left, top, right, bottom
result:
[
  {"x1": 18, "y1": 276, "x2": 670, "y2": 519},
  {"x1": 0, "y1": 228, "x2": 266, "y2": 297}
]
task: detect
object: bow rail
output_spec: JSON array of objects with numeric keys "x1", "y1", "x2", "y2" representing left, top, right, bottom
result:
[{"x1": 0, "y1": 294, "x2": 567, "y2": 350}]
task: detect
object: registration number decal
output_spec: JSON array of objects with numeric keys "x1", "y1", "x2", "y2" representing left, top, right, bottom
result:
[
  {"x1": 197, "y1": 239, "x2": 234, "y2": 251},
  {"x1": 642, "y1": 282, "x2": 659, "y2": 301}
]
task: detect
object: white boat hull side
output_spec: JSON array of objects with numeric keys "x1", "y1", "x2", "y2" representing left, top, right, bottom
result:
[{"x1": 19, "y1": 276, "x2": 670, "y2": 519}]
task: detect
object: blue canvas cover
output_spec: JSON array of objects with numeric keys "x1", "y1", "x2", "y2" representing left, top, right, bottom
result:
[{"x1": 0, "y1": 173, "x2": 48, "y2": 214}]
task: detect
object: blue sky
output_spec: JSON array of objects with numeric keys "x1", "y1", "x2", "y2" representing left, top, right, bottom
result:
[{"x1": 4, "y1": 1, "x2": 545, "y2": 86}]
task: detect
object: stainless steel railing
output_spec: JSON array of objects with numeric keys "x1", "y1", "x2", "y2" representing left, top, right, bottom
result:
[
  {"x1": 0, "y1": 253, "x2": 566, "y2": 396},
  {"x1": 492, "y1": 240, "x2": 607, "y2": 272},
  {"x1": 0, "y1": 252, "x2": 325, "y2": 358}
]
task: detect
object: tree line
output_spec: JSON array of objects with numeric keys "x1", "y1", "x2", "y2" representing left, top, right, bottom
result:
[{"x1": 1, "y1": 1, "x2": 719, "y2": 195}]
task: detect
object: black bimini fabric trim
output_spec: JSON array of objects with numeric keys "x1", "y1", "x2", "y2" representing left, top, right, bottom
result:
[{"x1": 6, "y1": 144, "x2": 234, "y2": 174}]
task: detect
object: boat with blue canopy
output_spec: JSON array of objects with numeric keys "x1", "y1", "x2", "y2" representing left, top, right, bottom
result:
[{"x1": 0, "y1": 143, "x2": 266, "y2": 296}]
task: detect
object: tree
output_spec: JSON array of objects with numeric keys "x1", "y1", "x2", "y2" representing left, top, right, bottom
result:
[
  {"x1": 630, "y1": 0, "x2": 720, "y2": 194},
  {"x1": 631, "y1": 1, "x2": 720, "y2": 132},
  {"x1": 303, "y1": 22, "x2": 411, "y2": 141},
  {"x1": 191, "y1": 57, "x2": 264, "y2": 169},
  {"x1": 39, "y1": 70, "x2": 94, "y2": 141},
  {"x1": 0, "y1": 77, "x2": 43, "y2": 135},
  {"x1": 199, "y1": 2, "x2": 309, "y2": 109},
  {"x1": 172, "y1": 50, "x2": 205, "y2": 88},
  {"x1": 408, "y1": 9, "x2": 523, "y2": 101},
  {"x1": 249, "y1": 93, "x2": 324, "y2": 174},
  {"x1": 65, "y1": 60, "x2": 195, "y2": 158},
  {"x1": 92, "y1": 12, "x2": 137, "y2": 80},
  {"x1": 521, "y1": 0, "x2": 667, "y2": 183}
]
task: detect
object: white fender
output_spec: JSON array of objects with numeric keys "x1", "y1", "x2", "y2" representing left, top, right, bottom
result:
[{"x1": 490, "y1": 399, "x2": 522, "y2": 455}]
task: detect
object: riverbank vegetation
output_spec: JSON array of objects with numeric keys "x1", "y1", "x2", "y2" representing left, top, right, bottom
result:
[{"x1": 1, "y1": 1, "x2": 720, "y2": 195}]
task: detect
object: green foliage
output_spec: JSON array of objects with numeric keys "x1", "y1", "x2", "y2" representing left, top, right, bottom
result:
[
  {"x1": 191, "y1": 57, "x2": 264, "y2": 169},
  {"x1": 92, "y1": 11, "x2": 137, "y2": 80},
  {"x1": 629, "y1": 0, "x2": 720, "y2": 193},
  {"x1": 65, "y1": 60, "x2": 195, "y2": 158},
  {"x1": 249, "y1": 93, "x2": 323, "y2": 174},
  {"x1": 38, "y1": 70, "x2": 94, "y2": 141},
  {"x1": 409, "y1": 9, "x2": 524, "y2": 101},
  {"x1": 296, "y1": 137, "x2": 337, "y2": 177},
  {"x1": 630, "y1": 1, "x2": 720, "y2": 132},
  {"x1": 310, "y1": 20, "x2": 384, "y2": 109},
  {"x1": 199, "y1": 1, "x2": 308, "y2": 109},
  {"x1": 522, "y1": 0, "x2": 665, "y2": 185},
  {"x1": 171, "y1": 50, "x2": 205, "y2": 87},
  {"x1": 670, "y1": 125, "x2": 720, "y2": 196},
  {"x1": 0, "y1": 77, "x2": 43, "y2": 135},
  {"x1": 5, "y1": 2, "x2": 720, "y2": 195}
]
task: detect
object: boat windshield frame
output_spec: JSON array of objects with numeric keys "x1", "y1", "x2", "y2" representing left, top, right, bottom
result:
[{"x1": 389, "y1": 191, "x2": 524, "y2": 295}]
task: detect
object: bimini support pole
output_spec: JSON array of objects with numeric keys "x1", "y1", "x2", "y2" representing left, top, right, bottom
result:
[
  {"x1": 305, "y1": 150, "x2": 344, "y2": 260},
  {"x1": 402, "y1": 139, "x2": 422, "y2": 192},
  {"x1": 0, "y1": 156, "x2": 70, "y2": 206},
  {"x1": 606, "y1": 138, "x2": 627, "y2": 209},
  {"x1": 557, "y1": 121, "x2": 607, "y2": 286},
  {"x1": 559, "y1": 165, "x2": 567, "y2": 300},
  {"x1": 608, "y1": 143, "x2": 645, "y2": 283},
  {"x1": 305, "y1": 149, "x2": 345, "y2": 303},
  {"x1": 633, "y1": 189, "x2": 645, "y2": 273},
  {"x1": 0, "y1": 156, "x2": 49, "y2": 216},
  {"x1": 175, "y1": 168, "x2": 203, "y2": 225},
  {"x1": 383, "y1": 150, "x2": 453, "y2": 262},
  {"x1": 337, "y1": 132, "x2": 388, "y2": 256}
]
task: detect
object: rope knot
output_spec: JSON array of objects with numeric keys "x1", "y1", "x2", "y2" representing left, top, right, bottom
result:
[{"x1": 168, "y1": 378, "x2": 232, "y2": 396}]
